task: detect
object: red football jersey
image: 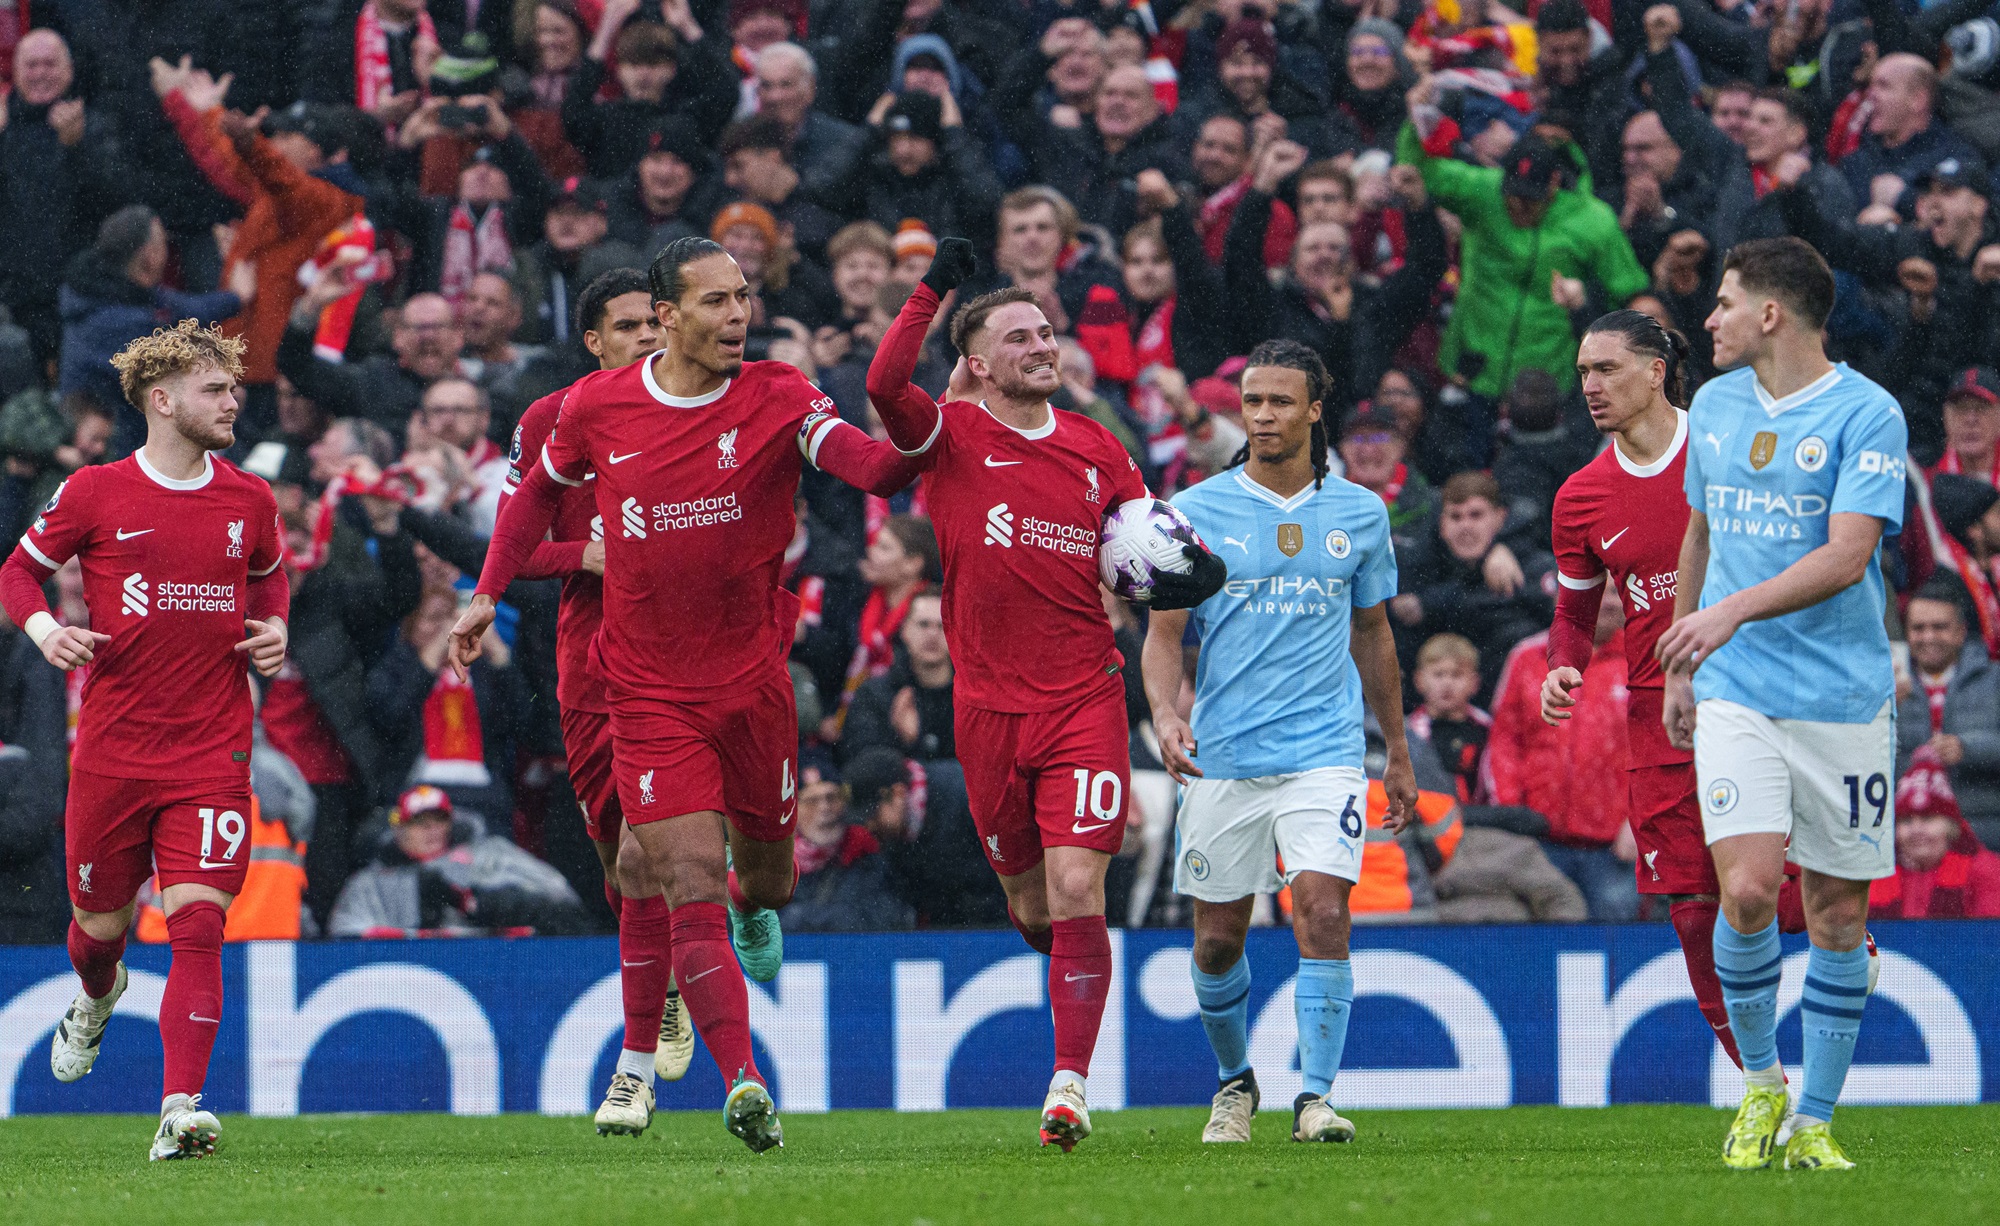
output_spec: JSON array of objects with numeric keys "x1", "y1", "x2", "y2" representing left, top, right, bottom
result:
[
  {"x1": 908, "y1": 400, "x2": 1148, "y2": 713},
  {"x1": 1550, "y1": 410, "x2": 1690, "y2": 768},
  {"x1": 505, "y1": 388, "x2": 606, "y2": 715},
  {"x1": 507, "y1": 357, "x2": 913, "y2": 701},
  {"x1": 14, "y1": 452, "x2": 282, "y2": 779}
]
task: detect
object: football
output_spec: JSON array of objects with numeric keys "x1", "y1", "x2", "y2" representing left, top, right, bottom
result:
[{"x1": 1097, "y1": 498, "x2": 1203, "y2": 603}]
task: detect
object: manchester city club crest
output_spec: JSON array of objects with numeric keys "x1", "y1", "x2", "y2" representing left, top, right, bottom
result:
[
  {"x1": 1750, "y1": 432, "x2": 1778, "y2": 470},
  {"x1": 1185, "y1": 850, "x2": 1210, "y2": 881},
  {"x1": 1795, "y1": 435, "x2": 1828, "y2": 471},
  {"x1": 1706, "y1": 779, "x2": 1739, "y2": 815},
  {"x1": 1277, "y1": 523, "x2": 1303, "y2": 556},
  {"x1": 1325, "y1": 529, "x2": 1351, "y2": 559}
]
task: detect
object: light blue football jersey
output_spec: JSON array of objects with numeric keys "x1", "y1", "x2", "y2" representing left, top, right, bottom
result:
[
  {"x1": 1682, "y1": 363, "x2": 1907, "y2": 723},
  {"x1": 1171, "y1": 468, "x2": 1397, "y2": 779}
]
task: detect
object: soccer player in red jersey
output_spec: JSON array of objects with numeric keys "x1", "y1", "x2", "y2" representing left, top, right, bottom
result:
[
  {"x1": 865, "y1": 239, "x2": 1224, "y2": 1150},
  {"x1": 0, "y1": 321, "x2": 288, "y2": 1160},
  {"x1": 450, "y1": 238, "x2": 919, "y2": 1152},
  {"x1": 1542, "y1": 310, "x2": 1753, "y2": 1065},
  {"x1": 498, "y1": 269, "x2": 695, "y2": 1136}
]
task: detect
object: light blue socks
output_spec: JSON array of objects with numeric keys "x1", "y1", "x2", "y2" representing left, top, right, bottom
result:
[
  {"x1": 1192, "y1": 957, "x2": 1252, "y2": 1081},
  {"x1": 1797, "y1": 943, "x2": 1871, "y2": 1122},
  {"x1": 1294, "y1": 958, "x2": 1353, "y2": 1098}
]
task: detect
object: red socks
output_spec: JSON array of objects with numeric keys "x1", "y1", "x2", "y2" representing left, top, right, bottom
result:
[
  {"x1": 1776, "y1": 874, "x2": 1807, "y2": 935},
  {"x1": 160, "y1": 901, "x2": 226, "y2": 1098},
  {"x1": 1669, "y1": 897, "x2": 1743, "y2": 1069},
  {"x1": 67, "y1": 920, "x2": 125, "y2": 1000},
  {"x1": 669, "y1": 901, "x2": 760, "y2": 1084},
  {"x1": 619, "y1": 894, "x2": 674, "y2": 1055},
  {"x1": 1048, "y1": 916, "x2": 1112, "y2": 1077},
  {"x1": 1009, "y1": 904, "x2": 1053, "y2": 955}
]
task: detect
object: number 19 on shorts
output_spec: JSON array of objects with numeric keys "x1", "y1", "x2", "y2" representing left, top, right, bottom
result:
[
  {"x1": 199, "y1": 806, "x2": 246, "y2": 866},
  {"x1": 1071, "y1": 769, "x2": 1122, "y2": 828}
]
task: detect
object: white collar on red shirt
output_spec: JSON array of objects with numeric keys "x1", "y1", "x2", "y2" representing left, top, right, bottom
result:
[
  {"x1": 642, "y1": 353, "x2": 731, "y2": 408},
  {"x1": 135, "y1": 447, "x2": 215, "y2": 491},
  {"x1": 980, "y1": 401, "x2": 1056, "y2": 440},
  {"x1": 1611, "y1": 408, "x2": 1688, "y2": 478}
]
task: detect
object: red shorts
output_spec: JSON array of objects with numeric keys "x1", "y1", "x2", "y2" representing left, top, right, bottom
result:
[
  {"x1": 562, "y1": 706, "x2": 623, "y2": 843},
  {"x1": 955, "y1": 676, "x2": 1130, "y2": 876},
  {"x1": 65, "y1": 768, "x2": 252, "y2": 910},
  {"x1": 610, "y1": 665, "x2": 798, "y2": 842},
  {"x1": 1628, "y1": 762, "x2": 1718, "y2": 895}
]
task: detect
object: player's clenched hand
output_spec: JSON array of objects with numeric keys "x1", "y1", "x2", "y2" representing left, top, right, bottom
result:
[
  {"x1": 1378, "y1": 750, "x2": 1419, "y2": 833},
  {"x1": 1654, "y1": 602, "x2": 1740, "y2": 675},
  {"x1": 581, "y1": 540, "x2": 606, "y2": 577},
  {"x1": 40, "y1": 625, "x2": 110, "y2": 672},
  {"x1": 921, "y1": 237, "x2": 976, "y2": 298},
  {"x1": 235, "y1": 618, "x2": 287, "y2": 677},
  {"x1": 1148, "y1": 545, "x2": 1227, "y2": 610},
  {"x1": 1662, "y1": 672, "x2": 1697, "y2": 751},
  {"x1": 1540, "y1": 666, "x2": 1583, "y2": 725},
  {"x1": 448, "y1": 594, "x2": 497, "y2": 682},
  {"x1": 1154, "y1": 714, "x2": 1203, "y2": 784}
]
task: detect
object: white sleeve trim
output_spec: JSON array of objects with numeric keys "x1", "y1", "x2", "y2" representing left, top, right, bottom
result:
[
  {"x1": 541, "y1": 448, "x2": 584, "y2": 488},
  {"x1": 892, "y1": 408, "x2": 943, "y2": 457},
  {"x1": 1556, "y1": 569, "x2": 1606, "y2": 590},
  {"x1": 17, "y1": 534, "x2": 57, "y2": 570},
  {"x1": 249, "y1": 556, "x2": 282, "y2": 577},
  {"x1": 803, "y1": 415, "x2": 847, "y2": 468}
]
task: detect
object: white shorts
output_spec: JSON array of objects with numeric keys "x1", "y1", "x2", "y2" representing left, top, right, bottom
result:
[
  {"x1": 1693, "y1": 697, "x2": 1896, "y2": 881},
  {"x1": 1173, "y1": 766, "x2": 1366, "y2": 902}
]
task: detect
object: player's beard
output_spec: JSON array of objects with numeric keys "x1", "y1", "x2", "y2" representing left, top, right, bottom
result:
[
  {"x1": 174, "y1": 412, "x2": 234, "y2": 452},
  {"x1": 990, "y1": 363, "x2": 1058, "y2": 403}
]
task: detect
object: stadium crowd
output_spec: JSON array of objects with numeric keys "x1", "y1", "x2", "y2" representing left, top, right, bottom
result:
[{"x1": 3, "y1": 0, "x2": 2000, "y2": 944}]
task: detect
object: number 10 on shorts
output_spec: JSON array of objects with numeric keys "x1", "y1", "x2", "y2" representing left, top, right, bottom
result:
[
  {"x1": 199, "y1": 806, "x2": 246, "y2": 865},
  {"x1": 1071, "y1": 769, "x2": 1122, "y2": 827}
]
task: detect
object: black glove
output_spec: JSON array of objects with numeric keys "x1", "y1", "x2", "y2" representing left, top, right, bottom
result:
[
  {"x1": 1147, "y1": 544, "x2": 1227, "y2": 610},
  {"x1": 921, "y1": 236, "x2": 977, "y2": 298},
  {"x1": 415, "y1": 865, "x2": 475, "y2": 928}
]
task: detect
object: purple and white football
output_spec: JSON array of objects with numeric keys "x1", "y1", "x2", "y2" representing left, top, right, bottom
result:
[{"x1": 1097, "y1": 498, "x2": 1203, "y2": 603}]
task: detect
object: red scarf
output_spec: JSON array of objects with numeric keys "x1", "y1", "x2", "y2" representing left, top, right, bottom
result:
[
  {"x1": 302, "y1": 213, "x2": 389, "y2": 362},
  {"x1": 1923, "y1": 674, "x2": 1950, "y2": 733},
  {"x1": 794, "y1": 824, "x2": 880, "y2": 877},
  {"x1": 417, "y1": 666, "x2": 491, "y2": 786},
  {"x1": 1912, "y1": 465, "x2": 2000, "y2": 657},
  {"x1": 1374, "y1": 462, "x2": 1408, "y2": 507},
  {"x1": 440, "y1": 203, "x2": 513, "y2": 304},
  {"x1": 1198, "y1": 177, "x2": 1295, "y2": 269},
  {"x1": 1751, "y1": 165, "x2": 1775, "y2": 199},
  {"x1": 1826, "y1": 92, "x2": 1870, "y2": 165},
  {"x1": 1935, "y1": 447, "x2": 2000, "y2": 488},
  {"x1": 843, "y1": 584, "x2": 927, "y2": 706},
  {"x1": 355, "y1": 1, "x2": 437, "y2": 115}
]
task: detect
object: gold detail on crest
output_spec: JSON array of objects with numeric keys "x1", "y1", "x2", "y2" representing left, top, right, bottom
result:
[
  {"x1": 1750, "y1": 432, "x2": 1777, "y2": 470},
  {"x1": 1277, "y1": 523, "x2": 1304, "y2": 556}
]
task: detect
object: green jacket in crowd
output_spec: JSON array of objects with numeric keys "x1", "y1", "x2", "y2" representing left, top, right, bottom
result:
[{"x1": 1397, "y1": 123, "x2": 1650, "y2": 402}]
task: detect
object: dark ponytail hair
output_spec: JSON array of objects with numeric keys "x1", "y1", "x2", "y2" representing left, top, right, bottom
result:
[
  {"x1": 1229, "y1": 339, "x2": 1335, "y2": 489},
  {"x1": 1583, "y1": 309, "x2": 1691, "y2": 408},
  {"x1": 648, "y1": 236, "x2": 729, "y2": 306}
]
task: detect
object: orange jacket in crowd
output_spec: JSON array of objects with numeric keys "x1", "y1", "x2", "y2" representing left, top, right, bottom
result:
[
  {"x1": 163, "y1": 92, "x2": 364, "y2": 385},
  {"x1": 1281, "y1": 780, "x2": 1463, "y2": 918},
  {"x1": 137, "y1": 796, "x2": 306, "y2": 942}
]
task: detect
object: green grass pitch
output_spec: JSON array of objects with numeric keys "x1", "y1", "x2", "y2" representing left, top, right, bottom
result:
[{"x1": 2, "y1": 1106, "x2": 1992, "y2": 1225}]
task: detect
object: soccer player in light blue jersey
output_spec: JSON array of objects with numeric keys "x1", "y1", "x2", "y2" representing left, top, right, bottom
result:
[
  {"x1": 1656, "y1": 238, "x2": 1908, "y2": 1173},
  {"x1": 1141, "y1": 340, "x2": 1417, "y2": 1146}
]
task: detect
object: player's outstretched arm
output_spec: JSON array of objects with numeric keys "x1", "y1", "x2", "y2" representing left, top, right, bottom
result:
[
  {"x1": 1351, "y1": 601, "x2": 1418, "y2": 831},
  {"x1": 807, "y1": 414, "x2": 927, "y2": 496},
  {"x1": 452, "y1": 462, "x2": 565, "y2": 680},
  {"x1": 1140, "y1": 608, "x2": 1202, "y2": 783},
  {"x1": 0, "y1": 551, "x2": 109, "y2": 672},
  {"x1": 1352, "y1": 604, "x2": 1416, "y2": 832},
  {"x1": 862, "y1": 237, "x2": 973, "y2": 456}
]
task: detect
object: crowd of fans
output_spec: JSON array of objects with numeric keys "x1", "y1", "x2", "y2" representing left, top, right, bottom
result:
[{"x1": 3, "y1": 0, "x2": 2000, "y2": 943}]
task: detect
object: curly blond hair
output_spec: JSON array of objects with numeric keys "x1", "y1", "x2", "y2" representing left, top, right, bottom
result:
[{"x1": 107, "y1": 318, "x2": 246, "y2": 409}]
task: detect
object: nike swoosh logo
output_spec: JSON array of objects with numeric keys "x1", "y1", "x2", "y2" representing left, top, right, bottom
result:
[
  {"x1": 197, "y1": 858, "x2": 234, "y2": 870},
  {"x1": 116, "y1": 529, "x2": 153, "y2": 540},
  {"x1": 1600, "y1": 527, "x2": 1630, "y2": 550},
  {"x1": 1071, "y1": 820, "x2": 1113, "y2": 834},
  {"x1": 1063, "y1": 972, "x2": 1102, "y2": 983},
  {"x1": 621, "y1": 960, "x2": 654, "y2": 968},
  {"x1": 780, "y1": 809, "x2": 795, "y2": 825},
  {"x1": 188, "y1": 1014, "x2": 219, "y2": 1024},
  {"x1": 684, "y1": 965, "x2": 722, "y2": 983},
  {"x1": 984, "y1": 457, "x2": 1022, "y2": 467},
  {"x1": 607, "y1": 451, "x2": 641, "y2": 464}
]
